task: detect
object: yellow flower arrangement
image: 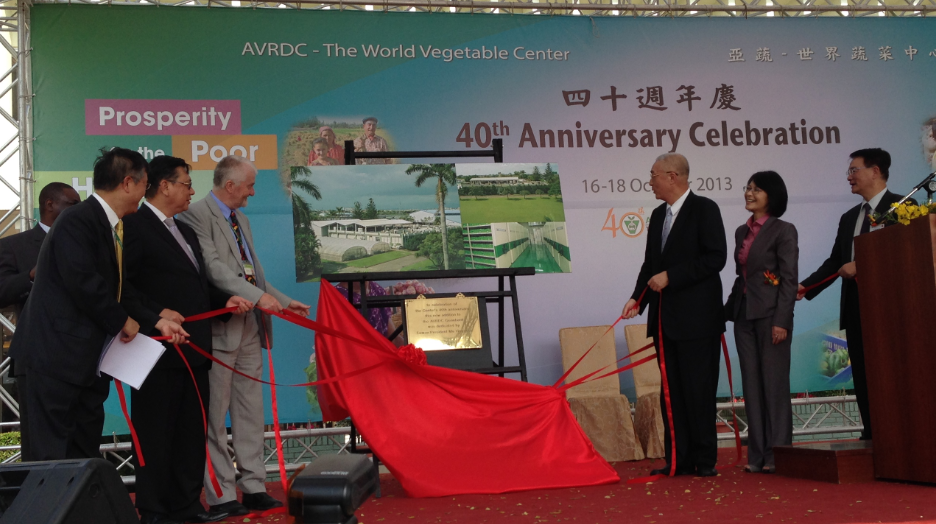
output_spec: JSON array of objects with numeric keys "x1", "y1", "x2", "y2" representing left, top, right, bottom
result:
[
  {"x1": 871, "y1": 202, "x2": 936, "y2": 226},
  {"x1": 890, "y1": 202, "x2": 933, "y2": 226}
]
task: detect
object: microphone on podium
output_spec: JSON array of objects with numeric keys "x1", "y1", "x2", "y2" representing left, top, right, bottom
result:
[{"x1": 875, "y1": 170, "x2": 936, "y2": 224}]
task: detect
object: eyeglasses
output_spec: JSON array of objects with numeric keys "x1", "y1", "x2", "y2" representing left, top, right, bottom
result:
[
  {"x1": 169, "y1": 180, "x2": 193, "y2": 189},
  {"x1": 650, "y1": 171, "x2": 676, "y2": 180},
  {"x1": 742, "y1": 185, "x2": 764, "y2": 194},
  {"x1": 846, "y1": 166, "x2": 866, "y2": 176}
]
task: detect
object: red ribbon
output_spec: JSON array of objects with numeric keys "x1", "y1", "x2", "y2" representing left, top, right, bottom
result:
[
  {"x1": 800, "y1": 273, "x2": 839, "y2": 295},
  {"x1": 127, "y1": 304, "x2": 400, "y2": 504},
  {"x1": 623, "y1": 288, "x2": 743, "y2": 484},
  {"x1": 721, "y1": 333, "x2": 743, "y2": 467},
  {"x1": 172, "y1": 343, "x2": 224, "y2": 498},
  {"x1": 113, "y1": 379, "x2": 145, "y2": 467},
  {"x1": 555, "y1": 343, "x2": 655, "y2": 393},
  {"x1": 261, "y1": 328, "x2": 290, "y2": 501},
  {"x1": 551, "y1": 318, "x2": 623, "y2": 389},
  {"x1": 552, "y1": 287, "x2": 650, "y2": 390}
]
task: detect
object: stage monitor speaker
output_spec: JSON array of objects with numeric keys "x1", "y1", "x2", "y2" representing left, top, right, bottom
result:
[
  {"x1": 0, "y1": 458, "x2": 139, "y2": 524},
  {"x1": 288, "y1": 454, "x2": 378, "y2": 524}
]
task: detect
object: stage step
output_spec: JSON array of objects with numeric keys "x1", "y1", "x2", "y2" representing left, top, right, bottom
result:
[{"x1": 773, "y1": 441, "x2": 874, "y2": 484}]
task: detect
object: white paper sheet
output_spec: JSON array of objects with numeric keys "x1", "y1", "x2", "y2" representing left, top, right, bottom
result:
[{"x1": 97, "y1": 334, "x2": 166, "y2": 390}]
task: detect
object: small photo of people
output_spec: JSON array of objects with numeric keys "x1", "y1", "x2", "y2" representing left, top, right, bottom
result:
[{"x1": 280, "y1": 116, "x2": 396, "y2": 169}]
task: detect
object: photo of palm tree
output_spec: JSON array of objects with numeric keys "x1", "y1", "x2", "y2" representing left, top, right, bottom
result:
[
  {"x1": 406, "y1": 163, "x2": 457, "y2": 270},
  {"x1": 289, "y1": 163, "x2": 464, "y2": 281}
]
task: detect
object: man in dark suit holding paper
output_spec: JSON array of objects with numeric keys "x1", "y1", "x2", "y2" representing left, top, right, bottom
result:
[
  {"x1": 797, "y1": 148, "x2": 906, "y2": 441},
  {"x1": 622, "y1": 153, "x2": 727, "y2": 478},
  {"x1": 122, "y1": 155, "x2": 252, "y2": 524},
  {"x1": 9, "y1": 147, "x2": 186, "y2": 462}
]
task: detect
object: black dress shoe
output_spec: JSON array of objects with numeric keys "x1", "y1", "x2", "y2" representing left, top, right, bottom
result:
[
  {"x1": 696, "y1": 467, "x2": 719, "y2": 477},
  {"x1": 242, "y1": 491, "x2": 284, "y2": 511},
  {"x1": 650, "y1": 465, "x2": 695, "y2": 476},
  {"x1": 186, "y1": 509, "x2": 230, "y2": 523},
  {"x1": 208, "y1": 500, "x2": 249, "y2": 517}
]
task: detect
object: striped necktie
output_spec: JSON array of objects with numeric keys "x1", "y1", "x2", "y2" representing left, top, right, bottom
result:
[{"x1": 229, "y1": 210, "x2": 257, "y2": 285}]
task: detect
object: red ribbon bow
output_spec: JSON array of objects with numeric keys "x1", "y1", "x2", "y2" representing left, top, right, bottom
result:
[{"x1": 397, "y1": 344, "x2": 427, "y2": 366}]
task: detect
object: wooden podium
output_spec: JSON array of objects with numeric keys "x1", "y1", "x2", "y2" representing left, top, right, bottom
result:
[{"x1": 854, "y1": 214, "x2": 936, "y2": 484}]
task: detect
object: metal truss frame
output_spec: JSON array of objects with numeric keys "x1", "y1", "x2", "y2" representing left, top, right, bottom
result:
[
  {"x1": 1, "y1": 397, "x2": 864, "y2": 483},
  {"x1": 28, "y1": 0, "x2": 936, "y2": 17},
  {"x1": 715, "y1": 395, "x2": 863, "y2": 441}
]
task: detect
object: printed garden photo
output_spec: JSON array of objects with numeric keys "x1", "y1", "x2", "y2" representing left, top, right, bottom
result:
[
  {"x1": 289, "y1": 163, "x2": 464, "y2": 282},
  {"x1": 288, "y1": 162, "x2": 572, "y2": 281},
  {"x1": 457, "y1": 163, "x2": 571, "y2": 274}
]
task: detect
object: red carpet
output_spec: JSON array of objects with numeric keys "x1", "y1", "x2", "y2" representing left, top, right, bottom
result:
[{"x1": 210, "y1": 448, "x2": 936, "y2": 524}]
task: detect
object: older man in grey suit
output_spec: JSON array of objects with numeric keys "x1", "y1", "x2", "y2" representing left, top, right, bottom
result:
[{"x1": 179, "y1": 155, "x2": 310, "y2": 516}]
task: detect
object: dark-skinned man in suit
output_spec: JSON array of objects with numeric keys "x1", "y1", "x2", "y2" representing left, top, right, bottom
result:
[
  {"x1": 122, "y1": 155, "x2": 252, "y2": 524},
  {"x1": 9, "y1": 147, "x2": 187, "y2": 462},
  {"x1": 797, "y1": 148, "x2": 908, "y2": 442},
  {"x1": 0, "y1": 181, "x2": 80, "y2": 459},
  {"x1": 0, "y1": 182, "x2": 81, "y2": 314},
  {"x1": 623, "y1": 152, "x2": 727, "y2": 478}
]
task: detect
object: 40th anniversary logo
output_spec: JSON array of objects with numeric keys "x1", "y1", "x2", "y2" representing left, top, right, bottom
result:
[{"x1": 602, "y1": 208, "x2": 647, "y2": 238}]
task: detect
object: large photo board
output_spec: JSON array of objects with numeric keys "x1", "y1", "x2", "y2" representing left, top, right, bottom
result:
[{"x1": 29, "y1": 5, "x2": 936, "y2": 430}]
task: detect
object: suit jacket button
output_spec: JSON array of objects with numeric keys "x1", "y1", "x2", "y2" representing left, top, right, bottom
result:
[{"x1": 238, "y1": 273, "x2": 243, "y2": 277}]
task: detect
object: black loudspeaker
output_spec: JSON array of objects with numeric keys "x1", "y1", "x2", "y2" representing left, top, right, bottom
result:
[
  {"x1": 288, "y1": 454, "x2": 378, "y2": 524},
  {"x1": 0, "y1": 458, "x2": 139, "y2": 524}
]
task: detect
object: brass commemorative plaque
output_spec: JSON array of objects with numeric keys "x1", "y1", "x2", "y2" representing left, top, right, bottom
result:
[{"x1": 404, "y1": 294, "x2": 483, "y2": 351}]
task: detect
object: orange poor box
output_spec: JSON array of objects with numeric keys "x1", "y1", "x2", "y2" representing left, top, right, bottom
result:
[{"x1": 172, "y1": 134, "x2": 278, "y2": 170}]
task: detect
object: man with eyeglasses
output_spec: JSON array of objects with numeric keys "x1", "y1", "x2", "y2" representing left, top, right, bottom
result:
[
  {"x1": 797, "y1": 148, "x2": 909, "y2": 442},
  {"x1": 121, "y1": 155, "x2": 253, "y2": 524},
  {"x1": 622, "y1": 152, "x2": 727, "y2": 478}
]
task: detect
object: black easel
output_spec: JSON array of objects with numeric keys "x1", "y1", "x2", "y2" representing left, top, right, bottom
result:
[
  {"x1": 325, "y1": 139, "x2": 533, "y2": 489},
  {"x1": 343, "y1": 138, "x2": 503, "y2": 164},
  {"x1": 323, "y1": 267, "x2": 533, "y2": 382}
]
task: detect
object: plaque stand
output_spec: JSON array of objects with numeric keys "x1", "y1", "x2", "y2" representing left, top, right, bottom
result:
[
  {"x1": 323, "y1": 267, "x2": 533, "y2": 381},
  {"x1": 330, "y1": 140, "x2": 535, "y2": 490}
]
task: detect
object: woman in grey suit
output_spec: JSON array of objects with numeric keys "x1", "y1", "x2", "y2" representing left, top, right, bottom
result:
[{"x1": 725, "y1": 171, "x2": 798, "y2": 474}]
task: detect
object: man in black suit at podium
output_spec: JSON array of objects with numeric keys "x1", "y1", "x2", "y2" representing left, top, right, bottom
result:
[
  {"x1": 798, "y1": 148, "x2": 908, "y2": 441},
  {"x1": 623, "y1": 153, "x2": 728, "y2": 477},
  {"x1": 122, "y1": 155, "x2": 252, "y2": 524}
]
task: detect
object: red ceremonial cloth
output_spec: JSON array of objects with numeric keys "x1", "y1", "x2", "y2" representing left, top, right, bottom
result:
[{"x1": 315, "y1": 281, "x2": 620, "y2": 498}]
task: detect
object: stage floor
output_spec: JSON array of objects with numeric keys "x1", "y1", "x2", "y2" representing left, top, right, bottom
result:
[{"x1": 207, "y1": 447, "x2": 936, "y2": 523}]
